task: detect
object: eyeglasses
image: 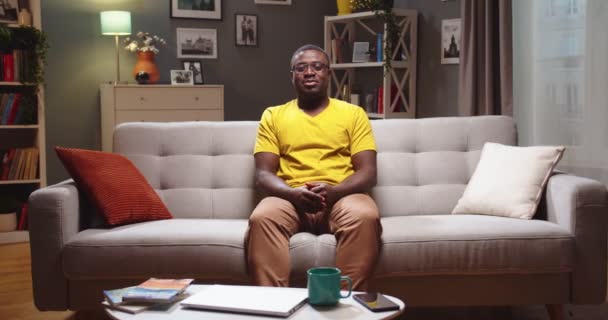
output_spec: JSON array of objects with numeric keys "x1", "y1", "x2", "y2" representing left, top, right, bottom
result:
[{"x1": 291, "y1": 62, "x2": 328, "y2": 73}]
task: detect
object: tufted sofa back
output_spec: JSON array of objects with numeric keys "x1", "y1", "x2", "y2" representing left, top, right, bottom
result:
[{"x1": 113, "y1": 116, "x2": 516, "y2": 219}]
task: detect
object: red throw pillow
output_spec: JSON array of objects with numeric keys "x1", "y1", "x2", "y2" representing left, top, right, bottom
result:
[{"x1": 55, "y1": 147, "x2": 172, "y2": 225}]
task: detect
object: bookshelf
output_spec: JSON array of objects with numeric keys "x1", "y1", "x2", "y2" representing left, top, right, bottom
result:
[
  {"x1": 0, "y1": 0, "x2": 45, "y2": 244},
  {"x1": 324, "y1": 9, "x2": 418, "y2": 119}
]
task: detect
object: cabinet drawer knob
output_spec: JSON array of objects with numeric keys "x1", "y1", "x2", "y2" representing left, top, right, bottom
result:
[
  {"x1": 195, "y1": 96, "x2": 199, "y2": 101},
  {"x1": 139, "y1": 97, "x2": 145, "y2": 101}
]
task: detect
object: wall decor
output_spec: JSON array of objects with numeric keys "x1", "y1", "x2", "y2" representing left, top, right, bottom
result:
[
  {"x1": 171, "y1": 0, "x2": 222, "y2": 20},
  {"x1": 441, "y1": 18, "x2": 461, "y2": 64},
  {"x1": 254, "y1": 0, "x2": 291, "y2": 5},
  {"x1": 170, "y1": 69, "x2": 194, "y2": 85},
  {"x1": 182, "y1": 60, "x2": 204, "y2": 84},
  {"x1": 0, "y1": 0, "x2": 19, "y2": 24},
  {"x1": 177, "y1": 28, "x2": 218, "y2": 59},
  {"x1": 235, "y1": 14, "x2": 258, "y2": 47}
]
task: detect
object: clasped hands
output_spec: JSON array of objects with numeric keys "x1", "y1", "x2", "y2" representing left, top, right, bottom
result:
[{"x1": 291, "y1": 182, "x2": 337, "y2": 215}]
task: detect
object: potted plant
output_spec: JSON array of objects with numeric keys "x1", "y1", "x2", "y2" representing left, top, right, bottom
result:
[
  {"x1": 0, "y1": 197, "x2": 20, "y2": 232},
  {"x1": 350, "y1": 0, "x2": 399, "y2": 69}
]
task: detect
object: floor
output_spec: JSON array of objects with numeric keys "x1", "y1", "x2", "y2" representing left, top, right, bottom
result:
[{"x1": 1, "y1": 242, "x2": 607, "y2": 320}]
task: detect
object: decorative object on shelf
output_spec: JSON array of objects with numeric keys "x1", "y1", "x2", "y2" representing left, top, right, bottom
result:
[
  {"x1": 171, "y1": 0, "x2": 222, "y2": 20},
  {"x1": 0, "y1": 0, "x2": 19, "y2": 24},
  {"x1": 170, "y1": 69, "x2": 194, "y2": 85},
  {"x1": 350, "y1": 0, "x2": 398, "y2": 69},
  {"x1": 235, "y1": 14, "x2": 258, "y2": 47},
  {"x1": 0, "y1": 197, "x2": 19, "y2": 232},
  {"x1": 352, "y1": 42, "x2": 370, "y2": 62},
  {"x1": 336, "y1": 0, "x2": 353, "y2": 15},
  {"x1": 182, "y1": 60, "x2": 204, "y2": 84},
  {"x1": 133, "y1": 51, "x2": 160, "y2": 84},
  {"x1": 254, "y1": 0, "x2": 292, "y2": 5},
  {"x1": 177, "y1": 28, "x2": 217, "y2": 59},
  {"x1": 441, "y1": 18, "x2": 461, "y2": 64},
  {"x1": 0, "y1": 25, "x2": 49, "y2": 86},
  {"x1": 124, "y1": 31, "x2": 166, "y2": 84},
  {"x1": 100, "y1": 11, "x2": 131, "y2": 84},
  {"x1": 18, "y1": 8, "x2": 31, "y2": 26}
]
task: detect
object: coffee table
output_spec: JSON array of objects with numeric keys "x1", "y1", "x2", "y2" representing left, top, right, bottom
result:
[{"x1": 105, "y1": 284, "x2": 405, "y2": 320}]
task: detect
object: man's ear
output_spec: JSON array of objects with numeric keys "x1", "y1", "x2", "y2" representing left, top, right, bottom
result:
[{"x1": 289, "y1": 71, "x2": 295, "y2": 85}]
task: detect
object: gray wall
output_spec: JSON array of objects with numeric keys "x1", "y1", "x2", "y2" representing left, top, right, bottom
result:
[
  {"x1": 394, "y1": 0, "x2": 461, "y2": 118},
  {"x1": 41, "y1": 0, "x2": 336, "y2": 184},
  {"x1": 41, "y1": 0, "x2": 460, "y2": 184}
]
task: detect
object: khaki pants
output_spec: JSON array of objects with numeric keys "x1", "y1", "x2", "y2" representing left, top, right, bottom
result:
[{"x1": 246, "y1": 193, "x2": 381, "y2": 291}]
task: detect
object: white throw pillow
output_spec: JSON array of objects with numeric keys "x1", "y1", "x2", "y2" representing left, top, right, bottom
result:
[{"x1": 452, "y1": 142, "x2": 565, "y2": 219}]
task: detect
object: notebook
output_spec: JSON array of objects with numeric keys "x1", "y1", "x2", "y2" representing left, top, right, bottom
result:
[{"x1": 180, "y1": 285, "x2": 309, "y2": 317}]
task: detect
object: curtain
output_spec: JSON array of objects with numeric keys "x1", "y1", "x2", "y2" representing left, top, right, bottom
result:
[
  {"x1": 459, "y1": 0, "x2": 513, "y2": 116},
  {"x1": 513, "y1": 0, "x2": 608, "y2": 186}
]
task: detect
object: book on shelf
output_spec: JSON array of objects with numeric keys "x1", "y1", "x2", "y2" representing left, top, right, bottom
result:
[
  {"x1": 17, "y1": 203, "x2": 28, "y2": 230},
  {"x1": 122, "y1": 278, "x2": 194, "y2": 303}
]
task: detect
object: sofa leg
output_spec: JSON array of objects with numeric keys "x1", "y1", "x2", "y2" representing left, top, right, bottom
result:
[{"x1": 546, "y1": 304, "x2": 565, "y2": 320}]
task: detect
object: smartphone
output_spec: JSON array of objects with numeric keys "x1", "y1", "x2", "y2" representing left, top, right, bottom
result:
[{"x1": 353, "y1": 292, "x2": 400, "y2": 312}]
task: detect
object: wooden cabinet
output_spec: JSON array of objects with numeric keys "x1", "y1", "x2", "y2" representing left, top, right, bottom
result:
[
  {"x1": 0, "y1": 0, "x2": 45, "y2": 244},
  {"x1": 100, "y1": 84, "x2": 224, "y2": 152},
  {"x1": 324, "y1": 9, "x2": 418, "y2": 119}
]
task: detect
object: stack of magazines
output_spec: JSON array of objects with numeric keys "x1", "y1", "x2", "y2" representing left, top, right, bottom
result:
[{"x1": 102, "y1": 278, "x2": 194, "y2": 314}]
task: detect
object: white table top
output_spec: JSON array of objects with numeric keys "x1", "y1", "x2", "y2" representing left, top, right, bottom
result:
[{"x1": 105, "y1": 284, "x2": 405, "y2": 320}]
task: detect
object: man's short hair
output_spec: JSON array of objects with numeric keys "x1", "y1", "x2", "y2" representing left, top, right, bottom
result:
[{"x1": 290, "y1": 44, "x2": 330, "y2": 68}]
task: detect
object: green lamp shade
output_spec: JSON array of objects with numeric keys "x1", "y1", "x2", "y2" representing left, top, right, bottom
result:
[{"x1": 100, "y1": 11, "x2": 131, "y2": 36}]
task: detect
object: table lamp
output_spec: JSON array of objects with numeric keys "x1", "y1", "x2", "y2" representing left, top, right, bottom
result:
[{"x1": 100, "y1": 11, "x2": 131, "y2": 83}]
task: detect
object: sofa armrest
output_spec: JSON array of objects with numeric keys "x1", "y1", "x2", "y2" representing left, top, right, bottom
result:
[
  {"x1": 28, "y1": 180, "x2": 82, "y2": 311},
  {"x1": 544, "y1": 173, "x2": 608, "y2": 304}
]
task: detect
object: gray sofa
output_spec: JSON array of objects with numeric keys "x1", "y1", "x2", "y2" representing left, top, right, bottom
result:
[{"x1": 29, "y1": 116, "x2": 608, "y2": 312}]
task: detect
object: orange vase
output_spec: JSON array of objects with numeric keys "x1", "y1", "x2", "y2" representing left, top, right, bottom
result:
[{"x1": 132, "y1": 51, "x2": 160, "y2": 84}]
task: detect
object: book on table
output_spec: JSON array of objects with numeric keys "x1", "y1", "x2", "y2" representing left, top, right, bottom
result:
[
  {"x1": 102, "y1": 292, "x2": 190, "y2": 315},
  {"x1": 180, "y1": 284, "x2": 309, "y2": 318},
  {"x1": 121, "y1": 278, "x2": 194, "y2": 303},
  {"x1": 102, "y1": 280, "x2": 193, "y2": 315}
]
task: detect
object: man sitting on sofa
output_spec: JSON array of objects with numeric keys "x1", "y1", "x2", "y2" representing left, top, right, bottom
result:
[{"x1": 247, "y1": 44, "x2": 382, "y2": 290}]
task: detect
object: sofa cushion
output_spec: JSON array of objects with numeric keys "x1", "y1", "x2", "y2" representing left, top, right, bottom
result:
[
  {"x1": 452, "y1": 143, "x2": 565, "y2": 219},
  {"x1": 63, "y1": 219, "x2": 250, "y2": 280},
  {"x1": 63, "y1": 219, "x2": 333, "y2": 282},
  {"x1": 113, "y1": 122, "x2": 259, "y2": 220},
  {"x1": 371, "y1": 116, "x2": 517, "y2": 217},
  {"x1": 55, "y1": 147, "x2": 172, "y2": 225},
  {"x1": 375, "y1": 215, "x2": 573, "y2": 276}
]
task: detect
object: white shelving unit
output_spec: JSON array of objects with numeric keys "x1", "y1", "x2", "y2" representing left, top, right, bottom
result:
[
  {"x1": 324, "y1": 9, "x2": 418, "y2": 119},
  {"x1": 0, "y1": 0, "x2": 45, "y2": 244}
]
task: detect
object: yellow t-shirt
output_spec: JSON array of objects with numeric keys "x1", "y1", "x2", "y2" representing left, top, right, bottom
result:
[{"x1": 254, "y1": 98, "x2": 377, "y2": 187}]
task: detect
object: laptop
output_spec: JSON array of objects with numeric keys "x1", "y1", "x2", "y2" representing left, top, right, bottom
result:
[{"x1": 180, "y1": 285, "x2": 309, "y2": 317}]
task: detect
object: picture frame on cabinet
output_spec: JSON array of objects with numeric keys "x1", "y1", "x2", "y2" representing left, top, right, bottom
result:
[
  {"x1": 254, "y1": 0, "x2": 291, "y2": 5},
  {"x1": 441, "y1": 18, "x2": 461, "y2": 64},
  {"x1": 182, "y1": 60, "x2": 204, "y2": 84},
  {"x1": 171, "y1": 0, "x2": 222, "y2": 20},
  {"x1": 0, "y1": 0, "x2": 19, "y2": 24},
  {"x1": 235, "y1": 14, "x2": 258, "y2": 47},
  {"x1": 177, "y1": 28, "x2": 218, "y2": 59},
  {"x1": 170, "y1": 70, "x2": 194, "y2": 85}
]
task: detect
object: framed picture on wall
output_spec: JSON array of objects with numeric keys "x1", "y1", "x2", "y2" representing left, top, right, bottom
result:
[
  {"x1": 182, "y1": 60, "x2": 204, "y2": 84},
  {"x1": 171, "y1": 70, "x2": 194, "y2": 85},
  {"x1": 254, "y1": 0, "x2": 291, "y2": 5},
  {"x1": 441, "y1": 18, "x2": 461, "y2": 64},
  {"x1": 177, "y1": 28, "x2": 218, "y2": 59},
  {"x1": 235, "y1": 14, "x2": 258, "y2": 47},
  {"x1": 0, "y1": 0, "x2": 19, "y2": 24},
  {"x1": 171, "y1": 0, "x2": 222, "y2": 20}
]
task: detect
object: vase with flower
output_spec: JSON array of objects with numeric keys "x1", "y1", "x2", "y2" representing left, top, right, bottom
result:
[{"x1": 124, "y1": 31, "x2": 166, "y2": 84}]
